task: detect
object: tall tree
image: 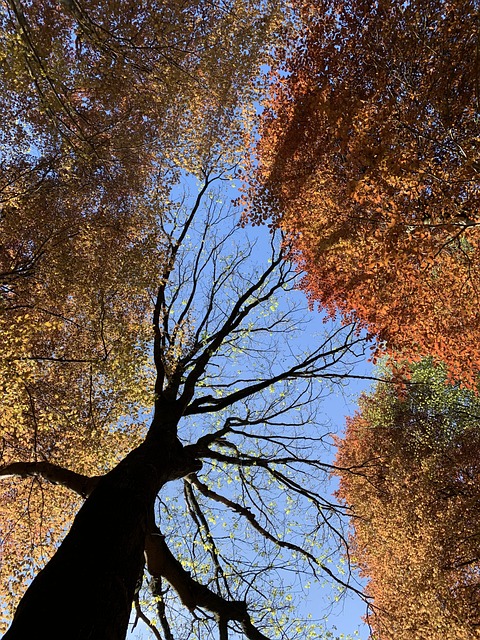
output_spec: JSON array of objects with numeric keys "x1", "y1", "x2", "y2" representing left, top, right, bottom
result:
[
  {"x1": 0, "y1": 2, "x2": 371, "y2": 637},
  {"x1": 1, "y1": 169, "x2": 367, "y2": 639},
  {"x1": 0, "y1": 1, "x2": 279, "y2": 620},
  {"x1": 248, "y1": 0, "x2": 480, "y2": 385},
  {"x1": 335, "y1": 360, "x2": 480, "y2": 640}
]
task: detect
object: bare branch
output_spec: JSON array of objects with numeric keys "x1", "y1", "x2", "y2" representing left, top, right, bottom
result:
[
  {"x1": 150, "y1": 578, "x2": 175, "y2": 640},
  {"x1": 145, "y1": 522, "x2": 272, "y2": 640},
  {"x1": 186, "y1": 474, "x2": 365, "y2": 600},
  {"x1": 153, "y1": 175, "x2": 214, "y2": 401},
  {"x1": 133, "y1": 593, "x2": 163, "y2": 640},
  {"x1": 0, "y1": 461, "x2": 100, "y2": 498},
  {"x1": 185, "y1": 331, "x2": 363, "y2": 415},
  {"x1": 177, "y1": 246, "x2": 288, "y2": 410}
]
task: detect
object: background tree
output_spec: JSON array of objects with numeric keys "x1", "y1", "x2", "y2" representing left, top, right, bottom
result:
[
  {"x1": 1, "y1": 170, "x2": 368, "y2": 639},
  {"x1": 335, "y1": 360, "x2": 480, "y2": 640},
  {"x1": 248, "y1": 0, "x2": 480, "y2": 385}
]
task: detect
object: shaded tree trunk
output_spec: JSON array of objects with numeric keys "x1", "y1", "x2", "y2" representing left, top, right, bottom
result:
[{"x1": 3, "y1": 425, "x2": 201, "y2": 640}]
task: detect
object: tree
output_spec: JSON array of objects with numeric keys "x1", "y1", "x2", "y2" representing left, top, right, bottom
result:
[
  {"x1": 0, "y1": 5, "x2": 281, "y2": 632},
  {"x1": 248, "y1": 0, "x2": 480, "y2": 385},
  {"x1": 0, "y1": 2, "x2": 373, "y2": 637},
  {"x1": 1, "y1": 164, "x2": 369, "y2": 639},
  {"x1": 335, "y1": 360, "x2": 480, "y2": 640},
  {"x1": 0, "y1": 0, "x2": 283, "y2": 484}
]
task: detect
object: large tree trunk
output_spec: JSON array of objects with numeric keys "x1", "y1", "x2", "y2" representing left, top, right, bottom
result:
[{"x1": 3, "y1": 430, "x2": 200, "y2": 640}]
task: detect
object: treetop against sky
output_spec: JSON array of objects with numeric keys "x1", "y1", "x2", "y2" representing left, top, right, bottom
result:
[{"x1": 1, "y1": 162, "x2": 372, "y2": 639}]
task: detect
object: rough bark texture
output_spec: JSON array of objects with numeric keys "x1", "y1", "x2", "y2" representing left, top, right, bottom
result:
[{"x1": 3, "y1": 428, "x2": 200, "y2": 640}]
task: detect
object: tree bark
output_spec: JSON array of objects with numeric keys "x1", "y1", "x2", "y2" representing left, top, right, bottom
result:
[{"x1": 3, "y1": 430, "x2": 201, "y2": 640}]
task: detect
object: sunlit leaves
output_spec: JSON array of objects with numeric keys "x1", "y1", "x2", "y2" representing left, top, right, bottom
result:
[
  {"x1": 249, "y1": 0, "x2": 480, "y2": 385},
  {"x1": 335, "y1": 360, "x2": 480, "y2": 639}
]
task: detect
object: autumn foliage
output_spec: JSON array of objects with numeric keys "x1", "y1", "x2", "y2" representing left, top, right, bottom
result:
[
  {"x1": 250, "y1": 0, "x2": 480, "y2": 385},
  {"x1": 4, "y1": 1, "x2": 480, "y2": 638},
  {"x1": 0, "y1": 1, "x2": 290, "y2": 635},
  {"x1": 335, "y1": 361, "x2": 480, "y2": 639}
]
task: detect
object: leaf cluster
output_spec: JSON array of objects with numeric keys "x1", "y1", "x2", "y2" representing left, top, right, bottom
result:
[
  {"x1": 249, "y1": 0, "x2": 480, "y2": 385},
  {"x1": 335, "y1": 360, "x2": 480, "y2": 640}
]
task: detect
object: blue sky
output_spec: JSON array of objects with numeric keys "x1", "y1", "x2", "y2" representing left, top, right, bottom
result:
[{"x1": 126, "y1": 175, "x2": 374, "y2": 640}]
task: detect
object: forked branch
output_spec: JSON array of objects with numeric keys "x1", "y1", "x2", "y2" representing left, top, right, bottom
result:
[{"x1": 144, "y1": 522, "x2": 271, "y2": 640}]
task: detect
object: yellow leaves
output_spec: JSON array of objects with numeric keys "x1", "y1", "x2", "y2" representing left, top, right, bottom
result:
[{"x1": 0, "y1": 480, "x2": 81, "y2": 633}]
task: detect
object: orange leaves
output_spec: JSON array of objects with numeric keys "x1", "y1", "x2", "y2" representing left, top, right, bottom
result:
[
  {"x1": 335, "y1": 362, "x2": 480, "y2": 639},
  {"x1": 249, "y1": 0, "x2": 480, "y2": 386},
  {"x1": 0, "y1": 480, "x2": 81, "y2": 631}
]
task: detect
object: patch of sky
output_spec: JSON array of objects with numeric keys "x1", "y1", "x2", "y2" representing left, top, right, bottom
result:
[{"x1": 127, "y1": 169, "x2": 373, "y2": 639}]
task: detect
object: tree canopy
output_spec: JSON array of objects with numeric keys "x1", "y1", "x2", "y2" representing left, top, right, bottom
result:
[
  {"x1": 249, "y1": 0, "x2": 480, "y2": 385},
  {"x1": 2, "y1": 1, "x2": 479, "y2": 639},
  {"x1": 335, "y1": 360, "x2": 480, "y2": 639}
]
